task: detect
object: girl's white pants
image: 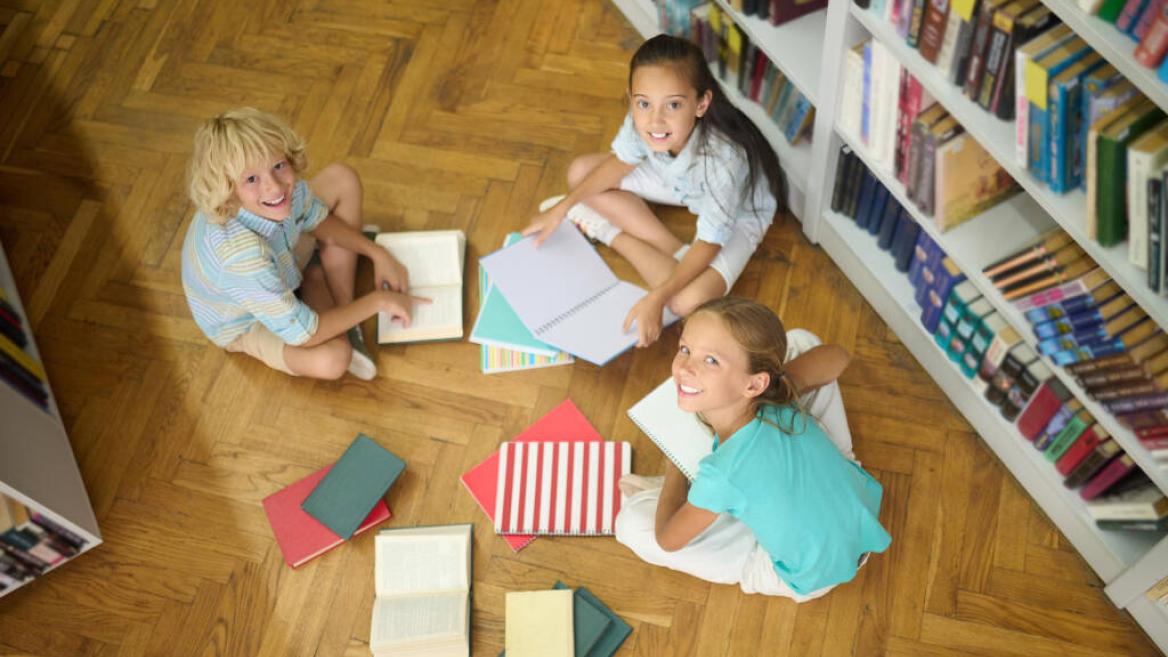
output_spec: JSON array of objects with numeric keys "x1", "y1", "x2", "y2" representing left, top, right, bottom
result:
[{"x1": 614, "y1": 329, "x2": 855, "y2": 601}]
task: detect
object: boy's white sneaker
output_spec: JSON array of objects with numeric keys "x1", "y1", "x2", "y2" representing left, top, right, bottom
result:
[
  {"x1": 537, "y1": 195, "x2": 620, "y2": 246},
  {"x1": 347, "y1": 325, "x2": 377, "y2": 381}
]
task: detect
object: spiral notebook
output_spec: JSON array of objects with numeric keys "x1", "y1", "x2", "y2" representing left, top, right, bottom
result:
[
  {"x1": 626, "y1": 377, "x2": 712, "y2": 481},
  {"x1": 478, "y1": 222, "x2": 677, "y2": 365},
  {"x1": 494, "y1": 440, "x2": 631, "y2": 536}
]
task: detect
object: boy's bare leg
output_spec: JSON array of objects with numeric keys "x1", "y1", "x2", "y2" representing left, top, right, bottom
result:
[{"x1": 309, "y1": 162, "x2": 365, "y2": 306}]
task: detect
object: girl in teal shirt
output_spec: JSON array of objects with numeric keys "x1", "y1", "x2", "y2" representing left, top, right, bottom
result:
[{"x1": 615, "y1": 298, "x2": 891, "y2": 600}]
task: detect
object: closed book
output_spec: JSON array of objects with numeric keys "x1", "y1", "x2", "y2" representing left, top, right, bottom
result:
[
  {"x1": 1035, "y1": 399, "x2": 1083, "y2": 451},
  {"x1": 947, "y1": 299, "x2": 994, "y2": 362},
  {"x1": 1049, "y1": 53, "x2": 1107, "y2": 193},
  {"x1": 1025, "y1": 37, "x2": 1091, "y2": 183},
  {"x1": 854, "y1": 169, "x2": 879, "y2": 227},
  {"x1": 831, "y1": 146, "x2": 857, "y2": 213},
  {"x1": 1098, "y1": 100, "x2": 1168, "y2": 246},
  {"x1": 844, "y1": 136, "x2": 869, "y2": 218},
  {"x1": 1065, "y1": 438, "x2": 1122, "y2": 488},
  {"x1": 907, "y1": 105, "x2": 949, "y2": 202},
  {"x1": 1083, "y1": 82, "x2": 1139, "y2": 216},
  {"x1": 1100, "y1": 0, "x2": 1130, "y2": 21},
  {"x1": 1002, "y1": 359, "x2": 1050, "y2": 421},
  {"x1": 984, "y1": 229, "x2": 1074, "y2": 279},
  {"x1": 934, "y1": 132, "x2": 1018, "y2": 232},
  {"x1": 1150, "y1": 175, "x2": 1164, "y2": 291},
  {"x1": 1068, "y1": 331, "x2": 1168, "y2": 376},
  {"x1": 897, "y1": 74, "x2": 933, "y2": 185},
  {"x1": 1016, "y1": 376, "x2": 1071, "y2": 439},
  {"x1": 1118, "y1": 0, "x2": 1152, "y2": 32},
  {"x1": 962, "y1": 312, "x2": 1006, "y2": 377},
  {"x1": 935, "y1": 9, "x2": 967, "y2": 87},
  {"x1": 909, "y1": 231, "x2": 940, "y2": 293},
  {"x1": 498, "y1": 583, "x2": 626, "y2": 657},
  {"x1": 1136, "y1": 0, "x2": 1164, "y2": 39},
  {"x1": 892, "y1": 215, "x2": 921, "y2": 271},
  {"x1": 301, "y1": 434, "x2": 406, "y2": 540},
  {"x1": 1080, "y1": 454, "x2": 1138, "y2": 500},
  {"x1": 921, "y1": 258, "x2": 965, "y2": 333},
  {"x1": 1136, "y1": 0, "x2": 1168, "y2": 66},
  {"x1": 263, "y1": 464, "x2": 391, "y2": 568},
  {"x1": 990, "y1": 6, "x2": 1057, "y2": 118},
  {"x1": 1014, "y1": 25, "x2": 1077, "y2": 167},
  {"x1": 1057, "y1": 424, "x2": 1108, "y2": 475},
  {"x1": 986, "y1": 343, "x2": 1038, "y2": 406},
  {"x1": 839, "y1": 42, "x2": 867, "y2": 146},
  {"x1": 505, "y1": 590, "x2": 574, "y2": 657},
  {"x1": 919, "y1": 0, "x2": 953, "y2": 62},
  {"x1": 975, "y1": 325, "x2": 1022, "y2": 395},
  {"x1": 877, "y1": 196, "x2": 905, "y2": 249},
  {"x1": 964, "y1": 0, "x2": 1014, "y2": 99},
  {"x1": 768, "y1": 0, "x2": 828, "y2": 25},
  {"x1": 1011, "y1": 267, "x2": 1111, "y2": 313},
  {"x1": 908, "y1": 0, "x2": 931, "y2": 47},
  {"x1": 1044, "y1": 409, "x2": 1093, "y2": 462},
  {"x1": 1001, "y1": 256, "x2": 1095, "y2": 301},
  {"x1": 950, "y1": 11, "x2": 979, "y2": 85},
  {"x1": 1096, "y1": 516, "x2": 1168, "y2": 530},
  {"x1": 1126, "y1": 120, "x2": 1168, "y2": 269},
  {"x1": 863, "y1": 184, "x2": 891, "y2": 234},
  {"x1": 1104, "y1": 389, "x2": 1168, "y2": 413},
  {"x1": 1086, "y1": 482, "x2": 1168, "y2": 520},
  {"x1": 919, "y1": 116, "x2": 963, "y2": 215},
  {"x1": 934, "y1": 280, "x2": 979, "y2": 347},
  {"x1": 977, "y1": 0, "x2": 1043, "y2": 110}
]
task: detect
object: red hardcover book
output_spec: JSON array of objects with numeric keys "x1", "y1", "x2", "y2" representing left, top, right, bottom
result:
[
  {"x1": 897, "y1": 72, "x2": 930, "y2": 185},
  {"x1": 1136, "y1": 1, "x2": 1168, "y2": 67},
  {"x1": 1080, "y1": 454, "x2": 1138, "y2": 500},
  {"x1": 769, "y1": 0, "x2": 828, "y2": 26},
  {"x1": 262, "y1": 465, "x2": 391, "y2": 568},
  {"x1": 1137, "y1": 0, "x2": 1165, "y2": 39},
  {"x1": 1056, "y1": 425, "x2": 1107, "y2": 476},
  {"x1": 1119, "y1": 0, "x2": 1149, "y2": 32},
  {"x1": 459, "y1": 399, "x2": 604, "y2": 551},
  {"x1": 750, "y1": 51, "x2": 769, "y2": 101},
  {"x1": 1016, "y1": 378, "x2": 1071, "y2": 440},
  {"x1": 1139, "y1": 434, "x2": 1168, "y2": 449}
]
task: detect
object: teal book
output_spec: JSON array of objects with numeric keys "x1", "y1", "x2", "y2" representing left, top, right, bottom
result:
[
  {"x1": 498, "y1": 582, "x2": 631, "y2": 657},
  {"x1": 469, "y1": 233, "x2": 560, "y2": 358},
  {"x1": 301, "y1": 434, "x2": 406, "y2": 540}
]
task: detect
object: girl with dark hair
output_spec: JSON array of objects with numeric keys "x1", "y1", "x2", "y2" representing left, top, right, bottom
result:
[
  {"x1": 524, "y1": 34, "x2": 789, "y2": 348},
  {"x1": 613, "y1": 298, "x2": 890, "y2": 600}
]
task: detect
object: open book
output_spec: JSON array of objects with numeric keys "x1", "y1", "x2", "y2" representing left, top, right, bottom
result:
[
  {"x1": 370, "y1": 523, "x2": 472, "y2": 657},
  {"x1": 478, "y1": 222, "x2": 677, "y2": 365},
  {"x1": 375, "y1": 230, "x2": 466, "y2": 344},
  {"x1": 626, "y1": 377, "x2": 712, "y2": 480}
]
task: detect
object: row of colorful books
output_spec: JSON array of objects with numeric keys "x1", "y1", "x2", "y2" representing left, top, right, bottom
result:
[
  {"x1": 0, "y1": 493, "x2": 88, "y2": 592},
  {"x1": 684, "y1": 3, "x2": 816, "y2": 145},
  {"x1": 839, "y1": 149, "x2": 1167, "y2": 528},
  {"x1": 0, "y1": 284, "x2": 48, "y2": 412},
  {"x1": 839, "y1": 41, "x2": 1019, "y2": 232},
  {"x1": 1084, "y1": 0, "x2": 1168, "y2": 73}
]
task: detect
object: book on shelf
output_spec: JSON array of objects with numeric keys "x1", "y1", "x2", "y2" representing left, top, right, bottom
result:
[
  {"x1": 963, "y1": 0, "x2": 1015, "y2": 101},
  {"x1": 879, "y1": 204, "x2": 907, "y2": 250},
  {"x1": 964, "y1": 312, "x2": 1007, "y2": 379},
  {"x1": 1095, "y1": 100, "x2": 1167, "y2": 247},
  {"x1": 921, "y1": 257, "x2": 964, "y2": 333},
  {"x1": 1080, "y1": 454, "x2": 1140, "y2": 500},
  {"x1": 983, "y1": 229, "x2": 1073, "y2": 279},
  {"x1": 987, "y1": 342, "x2": 1039, "y2": 407},
  {"x1": 375, "y1": 230, "x2": 466, "y2": 344},
  {"x1": 370, "y1": 523, "x2": 472, "y2": 657},
  {"x1": 1128, "y1": 120, "x2": 1168, "y2": 269},
  {"x1": 301, "y1": 434, "x2": 405, "y2": 541},
  {"x1": 892, "y1": 214, "x2": 922, "y2": 271},
  {"x1": 946, "y1": 299, "x2": 993, "y2": 364},
  {"x1": 916, "y1": 115, "x2": 963, "y2": 216},
  {"x1": 987, "y1": 5, "x2": 1057, "y2": 119},
  {"x1": 460, "y1": 400, "x2": 604, "y2": 552},
  {"x1": 933, "y1": 131, "x2": 1018, "y2": 232},
  {"x1": 1001, "y1": 358, "x2": 1049, "y2": 421},
  {"x1": 949, "y1": 0, "x2": 984, "y2": 85},
  {"x1": 935, "y1": 281, "x2": 981, "y2": 351},
  {"x1": 1049, "y1": 52, "x2": 1106, "y2": 193},
  {"x1": 1016, "y1": 376, "x2": 1071, "y2": 440},
  {"x1": 768, "y1": 0, "x2": 828, "y2": 25},
  {"x1": 1085, "y1": 481, "x2": 1168, "y2": 520},
  {"x1": 505, "y1": 589, "x2": 574, "y2": 657},
  {"x1": 1043, "y1": 408, "x2": 1093, "y2": 461},
  {"x1": 977, "y1": 1, "x2": 1048, "y2": 113},
  {"x1": 1056, "y1": 423, "x2": 1109, "y2": 475},
  {"x1": 479, "y1": 222, "x2": 678, "y2": 366},
  {"x1": 935, "y1": 1, "x2": 968, "y2": 80},
  {"x1": 992, "y1": 243, "x2": 1087, "y2": 293},
  {"x1": 1097, "y1": 516, "x2": 1168, "y2": 530},
  {"x1": 1064, "y1": 437, "x2": 1123, "y2": 488},
  {"x1": 840, "y1": 42, "x2": 868, "y2": 146},
  {"x1": 1035, "y1": 397, "x2": 1082, "y2": 451},
  {"x1": 917, "y1": 0, "x2": 952, "y2": 63},
  {"x1": 1025, "y1": 36, "x2": 1091, "y2": 184},
  {"x1": 1011, "y1": 267, "x2": 1111, "y2": 313},
  {"x1": 908, "y1": 231, "x2": 942, "y2": 300},
  {"x1": 832, "y1": 146, "x2": 858, "y2": 214},
  {"x1": 493, "y1": 440, "x2": 631, "y2": 536},
  {"x1": 1136, "y1": 1, "x2": 1168, "y2": 67},
  {"x1": 975, "y1": 325, "x2": 1023, "y2": 395},
  {"x1": 1067, "y1": 329, "x2": 1168, "y2": 376},
  {"x1": 262, "y1": 463, "x2": 391, "y2": 568}
]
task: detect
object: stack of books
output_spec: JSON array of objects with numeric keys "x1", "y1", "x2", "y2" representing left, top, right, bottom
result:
[
  {"x1": 0, "y1": 494, "x2": 87, "y2": 591},
  {"x1": 0, "y1": 285, "x2": 48, "y2": 411},
  {"x1": 262, "y1": 434, "x2": 402, "y2": 568},
  {"x1": 502, "y1": 583, "x2": 632, "y2": 657},
  {"x1": 838, "y1": 41, "x2": 1019, "y2": 232},
  {"x1": 1086, "y1": 480, "x2": 1168, "y2": 530},
  {"x1": 470, "y1": 234, "x2": 573, "y2": 375},
  {"x1": 687, "y1": 3, "x2": 816, "y2": 145}
]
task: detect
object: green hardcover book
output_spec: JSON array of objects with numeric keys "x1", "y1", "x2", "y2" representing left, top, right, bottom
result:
[
  {"x1": 1044, "y1": 409, "x2": 1092, "y2": 462},
  {"x1": 301, "y1": 434, "x2": 406, "y2": 539},
  {"x1": 936, "y1": 281, "x2": 981, "y2": 349},
  {"x1": 561, "y1": 583, "x2": 632, "y2": 657},
  {"x1": 1097, "y1": 99, "x2": 1166, "y2": 246},
  {"x1": 1097, "y1": 0, "x2": 1127, "y2": 23}
]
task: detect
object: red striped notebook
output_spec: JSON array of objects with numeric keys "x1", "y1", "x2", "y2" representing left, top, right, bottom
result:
[{"x1": 494, "y1": 440, "x2": 631, "y2": 536}]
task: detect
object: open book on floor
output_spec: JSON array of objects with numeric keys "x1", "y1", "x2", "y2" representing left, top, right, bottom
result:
[
  {"x1": 478, "y1": 222, "x2": 677, "y2": 366},
  {"x1": 370, "y1": 523, "x2": 472, "y2": 657},
  {"x1": 375, "y1": 230, "x2": 466, "y2": 344},
  {"x1": 626, "y1": 377, "x2": 713, "y2": 480}
]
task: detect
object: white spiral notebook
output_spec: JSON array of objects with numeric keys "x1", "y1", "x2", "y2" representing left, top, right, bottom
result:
[
  {"x1": 478, "y1": 221, "x2": 677, "y2": 366},
  {"x1": 626, "y1": 377, "x2": 713, "y2": 480}
]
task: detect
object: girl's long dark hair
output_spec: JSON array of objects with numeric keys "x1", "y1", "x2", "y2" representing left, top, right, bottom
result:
[{"x1": 630, "y1": 34, "x2": 788, "y2": 216}]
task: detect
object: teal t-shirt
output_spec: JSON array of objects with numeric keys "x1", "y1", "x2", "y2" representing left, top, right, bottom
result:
[{"x1": 687, "y1": 404, "x2": 891, "y2": 594}]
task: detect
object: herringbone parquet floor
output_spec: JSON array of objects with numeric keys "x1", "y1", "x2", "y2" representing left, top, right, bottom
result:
[{"x1": 0, "y1": 1, "x2": 1161, "y2": 655}]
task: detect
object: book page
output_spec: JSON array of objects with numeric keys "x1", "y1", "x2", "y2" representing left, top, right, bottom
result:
[
  {"x1": 378, "y1": 284, "x2": 462, "y2": 342},
  {"x1": 375, "y1": 531, "x2": 469, "y2": 597},
  {"x1": 540, "y1": 281, "x2": 678, "y2": 365},
  {"x1": 478, "y1": 222, "x2": 617, "y2": 330},
  {"x1": 375, "y1": 231, "x2": 464, "y2": 287},
  {"x1": 370, "y1": 591, "x2": 466, "y2": 648},
  {"x1": 505, "y1": 589, "x2": 574, "y2": 657}
]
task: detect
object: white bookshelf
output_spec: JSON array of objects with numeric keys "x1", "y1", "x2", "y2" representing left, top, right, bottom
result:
[
  {"x1": 606, "y1": 0, "x2": 1168, "y2": 651},
  {"x1": 0, "y1": 240, "x2": 101, "y2": 597},
  {"x1": 610, "y1": 0, "x2": 824, "y2": 221},
  {"x1": 711, "y1": 0, "x2": 826, "y2": 105}
]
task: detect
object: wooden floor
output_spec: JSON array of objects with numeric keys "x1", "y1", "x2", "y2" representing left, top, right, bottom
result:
[{"x1": 0, "y1": 0, "x2": 1160, "y2": 655}]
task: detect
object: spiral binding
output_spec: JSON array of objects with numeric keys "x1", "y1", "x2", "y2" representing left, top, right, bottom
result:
[{"x1": 533, "y1": 282, "x2": 620, "y2": 336}]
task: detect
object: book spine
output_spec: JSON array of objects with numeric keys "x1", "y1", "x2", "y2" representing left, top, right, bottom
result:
[
  {"x1": 1015, "y1": 45, "x2": 1032, "y2": 167},
  {"x1": 1151, "y1": 177, "x2": 1164, "y2": 292},
  {"x1": 1137, "y1": 2, "x2": 1168, "y2": 66},
  {"x1": 908, "y1": 0, "x2": 929, "y2": 47},
  {"x1": 977, "y1": 13, "x2": 1009, "y2": 109},
  {"x1": 963, "y1": 2, "x2": 996, "y2": 99},
  {"x1": 1104, "y1": 391, "x2": 1168, "y2": 413}
]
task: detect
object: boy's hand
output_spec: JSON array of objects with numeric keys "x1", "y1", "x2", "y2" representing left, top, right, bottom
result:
[
  {"x1": 378, "y1": 290, "x2": 431, "y2": 327},
  {"x1": 373, "y1": 249, "x2": 409, "y2": 293},
  {"x1": 521, "y1": 203, "x2": 566, "y2": 247},
  {"x1": 623, "y1": 291, "x2": 666, "y2": 348}
]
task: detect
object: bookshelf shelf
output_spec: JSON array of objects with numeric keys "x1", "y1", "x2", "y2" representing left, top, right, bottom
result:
[
  {"x1": 0, "y1": 240, "x2": 101, "y2": 598},
  {"x1": 836, "y1": 127, "x2": 1168, "y2": 496},
  {"x1": 1129, "y1": 594, "x2": 1168, "y2": 653},
  {"x1": 818, "y1": 207, "x2": 1162, "y2": 583},
  {"x1": 711, "y1": 0, "x2": 826, "y2": 105},
  {"x1": 1038, "y1": 2, "x2": 1168, "y2": 116},
  {"x1": 849, "y1": 5, "x2": 1168, "y2": 339}
]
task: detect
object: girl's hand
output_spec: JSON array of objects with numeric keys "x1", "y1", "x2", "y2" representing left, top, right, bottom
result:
[
  {"x1": 521, "y1": 203, "x2": 567, "y2": 246},
  {"x1": 378, "y1": 290, "x2": 430, "y2": 327},
  {"x1": 373, "y1": 248, "x2": 409, "y2": 293},
  {"x1": 623, "y1": 291, "x2": 667, "y2": 347}
]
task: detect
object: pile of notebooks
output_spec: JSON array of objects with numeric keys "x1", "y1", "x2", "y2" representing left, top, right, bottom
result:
[
  {"x1": 502, "y1": 583, "x2": 632, "y2": 657},
  {"x1": 0, "y1": 494, "x2": 87, "y2": 590},
  {"x1": 0, "y1": 285, "x2": 48, "y2": 411},
  {"x1": 471, "y1": 234, "x2": 573, "y2": 374},
  {"x1": 688, "y1": 3, "x2": 816, "y2": 145},
  {"x1": 461, "y1": 399, "x2": 631, "y2": 545},
  {"x1": 262, "y1": 434, "x2": 403, "y2": 568}
]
